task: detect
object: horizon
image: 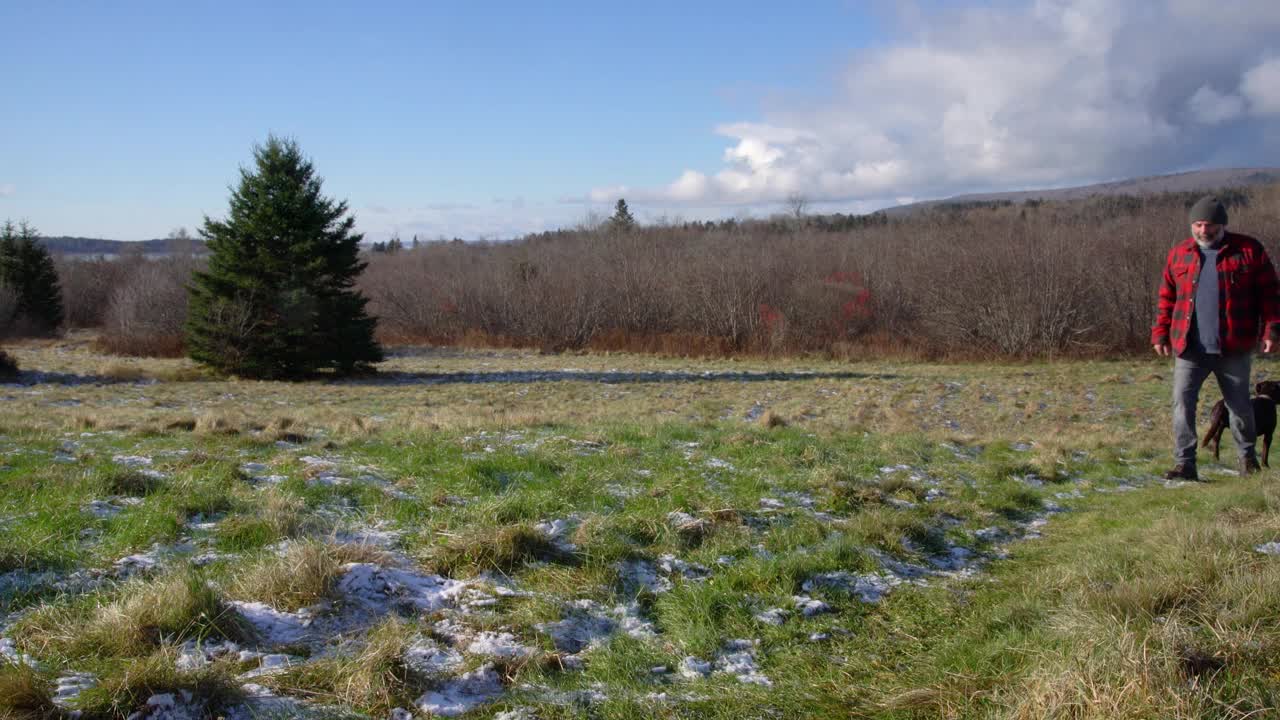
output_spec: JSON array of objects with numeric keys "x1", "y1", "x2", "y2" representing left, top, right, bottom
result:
[{"x1": 4, "y1": 1, "x2": 1280, "y2": 243}]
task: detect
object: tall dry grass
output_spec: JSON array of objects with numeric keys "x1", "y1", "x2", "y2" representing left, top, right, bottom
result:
[{"x1": 52, "y1": 184, "x2": 1280, "y2": 361}]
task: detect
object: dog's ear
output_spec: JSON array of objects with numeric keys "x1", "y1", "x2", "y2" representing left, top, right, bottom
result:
[{"x1": 1258, "y1": 382, "x2": 1266, "y2": 396}]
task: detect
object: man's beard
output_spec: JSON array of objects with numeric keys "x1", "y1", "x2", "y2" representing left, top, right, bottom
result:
[{"x1": 1195, "y1": 227, "x2": 1225, "y2": 249}]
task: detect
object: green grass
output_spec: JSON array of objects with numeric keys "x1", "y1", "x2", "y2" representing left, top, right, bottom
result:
[{"x1": 2, "y1": 340, "x2": 1279, "y2": 717}]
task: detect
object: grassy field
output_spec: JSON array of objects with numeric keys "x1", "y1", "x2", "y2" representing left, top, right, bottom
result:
[{"x1": 2, "y1": 336, "x2": 1279, "y2": 719}]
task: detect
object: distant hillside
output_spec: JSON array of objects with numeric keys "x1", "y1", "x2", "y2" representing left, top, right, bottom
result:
[
  {"x1": 882, "y1": 167, "x2": 1280, "y2": 216},
  {"x1": 37, "y1": 236, "x2": 207, "y2": 256}
]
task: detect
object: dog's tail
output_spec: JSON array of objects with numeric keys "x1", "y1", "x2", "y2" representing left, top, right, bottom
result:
[{"x1": 1201, "y1": 420, "x2": 1223, "y2": 448}]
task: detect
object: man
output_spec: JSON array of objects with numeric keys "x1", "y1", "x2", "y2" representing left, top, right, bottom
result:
[{"x1": 1152, "y1": 195, "x2": 1280, "y2": 480}]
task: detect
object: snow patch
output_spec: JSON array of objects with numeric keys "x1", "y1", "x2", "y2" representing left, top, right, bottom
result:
[
  {"x1": 793, "y1": 595, "x2": 831, "y2": 616},
  {"x1": 802, "y1": 571, "x2": 900, "y2": 603},
  {"x1": 112, "y1": 454, "x2": 153, "y2": 467},
  {"x1": 0, "y1": 636, "x2": 36, "y2": 665},
  {"x1": 53, "y1": 672, "x2": 97, "y2": 707},
  {"x1": 616, "y1": 559, "x2": 672, "y2": 594},
  {"x1": 126, "y1": 690, "x2": 203, "y2": 720},
  {"x1": 658, "y1": 554, "x2": 711, "y2": 581},
  {"x1": 679, "y1": 656, "x2": 713, "y2": 679},
  {"x1": 175, "y1": 639, "x2": 241, "y2": 671},
  {"x1": 230, "y1": 602, "x2": 312, "y2": 645},
  {"x1": 754, "y1": 608, "x2": 788, "y2": 625},
  {"x1": 238, "y1": 653, "x2": 304, "y2": 679},
  {"x1": 404, "y1": 638, "x2": 465, "y2": 677},
  {"x1": 715, "y1": 639, "x2": 771, "y2": 686},
  {"x1": 335, "y1": 562, "x2": 470, "y2": 613},
  {"x1": 466, "y1": 631, "x2": 535, "y2": 660},
  {"x1": 535, "y1": 599, "x2": 654, "y2": 657},
  {"x1": 415, "y1": 663, "x2": 505, "y2": 717},
  {"x1": 681, "y1": 641, "x2": 772, "y2": 686},
  {"x1": 535, "y1": 517, "x2": 579, "y2": 552}
]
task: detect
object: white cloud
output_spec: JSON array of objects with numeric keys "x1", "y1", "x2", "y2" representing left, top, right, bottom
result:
[
  {"x1": 1187, "y1": 85, "x2": 1245, "y2": 125},
  {"x1": 591, "y1": 0, "x2": 1280, "y2": 208},
  {"x1": 1242, "y1": 58, "x2": 1280, "y2": 115},
  {"x1": 0, "y1": 183, "x2": 14, "y2": 197}
]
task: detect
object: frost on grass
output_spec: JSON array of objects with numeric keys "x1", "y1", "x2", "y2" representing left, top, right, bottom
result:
[
  {"x1": 231, "y1": 601, "x2": 312, "y2": 645},
  {"x1": 658, "y1": 554, "x2": 711, "y2": 581},
  {"x1": 415, "y1": 662, "x2": 505, "y2": 717},
  {"x1": 803, "y1": 571, "x2": 900, "y2": 603},
  {"x1": 404, "y1": 638, "x2": 465, "y2": 677},
  {"x1": 793, "y1": 595, "x2": 831, "y2": 616},
  {"x1": 535, "y1": 516, "x2": 580, "y2": 553},
  {"x1": 224, "y1": 684, "x2": 315, "y2": 720},
  {"x1": 756, "y1": 595, "x2": 831, "y2": 626},
  {"x1": 495, "y1": 709, "x2": 539, "y2": 720},
  {"x1": 0, "y1": 636, "x2": 36, "y2": 665},
  {"x1": 536, "y1": 600, "x2": 656, "y2": 657},
  {"x1": 239, "y1": 652, "x2": 304, "y2": 679},
  {"x1": 679, "y1": 656, "x2": 713, "y2": 679},
  {"x1": 232, "y1": 563, "x2": 473, "y2": 648},
  {"x1": 680, "y1": 640, "x2": 771, "y2": 686},
  {"x1": 616, "y1": 553, "x2": 713, "y2": 594},
  {"x1": 0, "y1": 568, "x2": 104, "y2": 603},
  {"x1": 84, "y1": 496, "x2": 144, "y2": 519},
  {"x1": 336, "y1": 563, "x2": 469, "y2": 613},
  {"x1": 716, "y1": 639, "x2": 771, "y2": 687},
  {"x1": 666, "y1": 510, "x2": 707, "y2": 536},
  {"x1": 127, "y1": 690, "x2": 204, "y2": 720},
  {"x1": 114, "y1": 542, "x2": 199, "y2": 578},
  {"x1": 466, "y1": 631, "x2": 536, "y2": 660},
  {"x1": 754, "y1": 608, "x2": 788, "y2": 625},
  {"x1": 175, "y1": 639, "x2": 242, "y2": 670},
  {"x1": 53, "y1": 672, "x2": 97, "y2": 707},
  {"x1": 331, "y1": 524, "x2": 403, "y2": 551},
  {"x1": 616, "y1": 559, "x2": 673, "y2": 594},
  {"x1": 112, "y1": 454, "x2": 153, "y2": 467}
]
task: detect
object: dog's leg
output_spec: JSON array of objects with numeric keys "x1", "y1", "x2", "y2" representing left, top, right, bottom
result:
[
  {"x1": 1202, "y1": 401, "x2": 1228, "y2": 462},
  {"x1": 1264, "y1": 432, "x2": 1271, "y2": 468}
]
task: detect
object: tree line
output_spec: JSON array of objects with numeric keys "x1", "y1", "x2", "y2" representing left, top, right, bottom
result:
[
  {"x1": 355, "y1": 185, "x2": 1280, "y2": 359},
  {"x1": 8, "y1": 137, "x2": 1280, "y2": 369}
]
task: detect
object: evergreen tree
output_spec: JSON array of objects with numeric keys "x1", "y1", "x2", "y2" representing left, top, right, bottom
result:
[
  {"x1": 0, "y1": 220, "x2": 63, "y2": 335},
  {"x1": 609, "y1": 198, "x2": 637, "y2": 231},
  {"x1": 186, "y1": 136, "x2": 382, "y2": 378}
]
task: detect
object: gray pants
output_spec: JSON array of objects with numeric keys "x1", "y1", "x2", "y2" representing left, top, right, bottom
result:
[{"x1": 1173, "y1": 348, "x2": 1255, "y2": 466}]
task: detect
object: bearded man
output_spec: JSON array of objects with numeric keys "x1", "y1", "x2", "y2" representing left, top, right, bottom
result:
[{"x1": 1152, "y1": 195, "x2": 1280, "y2": 480}]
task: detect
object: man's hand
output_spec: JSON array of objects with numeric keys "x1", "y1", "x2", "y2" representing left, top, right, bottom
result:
[
  {"x1": 1153, "y1": 342, "x2": 1172, "y2": 357},
  {"x1": 1264, "y1": 338, "x2": 1275, "y2": 354}
]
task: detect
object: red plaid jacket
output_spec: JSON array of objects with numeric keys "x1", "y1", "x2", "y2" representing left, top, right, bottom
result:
[{"x1": 1152, "y1": 231, "x2": 1280, "y2": 355}]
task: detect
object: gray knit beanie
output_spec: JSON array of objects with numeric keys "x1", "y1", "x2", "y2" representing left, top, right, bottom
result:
[{"x1": 1189, "y1": 195, "x2": 1228, "y2": 225}]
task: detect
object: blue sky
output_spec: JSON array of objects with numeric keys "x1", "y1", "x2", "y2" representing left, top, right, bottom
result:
[{"x1": 3, "y1": 1, "x2": 1279, "y2": 242}]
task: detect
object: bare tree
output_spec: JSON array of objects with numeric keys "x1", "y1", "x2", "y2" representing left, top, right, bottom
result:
[
  {"x1": 785, "y1": 192, "x2": 809, "y2": 220},
  {"x1": 98, "y1": 257, "x2": 198, "y2": 356}
]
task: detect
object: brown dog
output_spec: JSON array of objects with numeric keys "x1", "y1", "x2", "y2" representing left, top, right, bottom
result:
[{"x1": 1201, "y1": 380, "x2": 1280, "y2": 466}]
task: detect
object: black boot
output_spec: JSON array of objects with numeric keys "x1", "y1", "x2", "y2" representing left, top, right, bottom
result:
[{"x1": 1241, "y1": 454, "x2": 1262, "y2": 476}]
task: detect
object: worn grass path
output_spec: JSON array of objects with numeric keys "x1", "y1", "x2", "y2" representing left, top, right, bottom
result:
[{"x1": 1, "y1": 338, "x2": 1278, "y2": 718}]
